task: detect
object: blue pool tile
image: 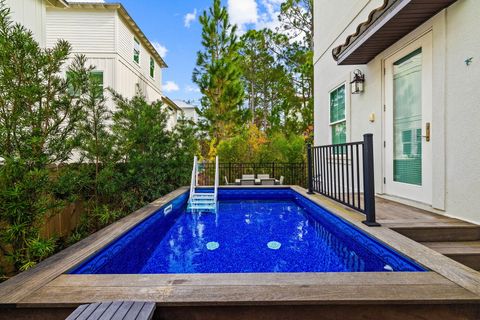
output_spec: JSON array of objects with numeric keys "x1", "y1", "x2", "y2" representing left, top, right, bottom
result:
[{"x1": 70, "y1": 189, "x2": 425, "y2": 274}]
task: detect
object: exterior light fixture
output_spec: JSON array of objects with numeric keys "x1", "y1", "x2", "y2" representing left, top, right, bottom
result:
[{"x1": 350, "y1": 69, "x2": 365, "y2": 94}]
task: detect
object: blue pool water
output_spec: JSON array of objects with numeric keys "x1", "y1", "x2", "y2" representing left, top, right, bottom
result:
[{"x1": 71, "y1": 189, "x2": 425, "y2": 274}]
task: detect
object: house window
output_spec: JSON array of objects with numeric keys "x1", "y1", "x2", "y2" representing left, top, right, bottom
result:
[
  {"x1": 329, "y1": 84, "x2": 346, "y2": 145},
  {"x1": 134, "y1": 38, "x2": 140, "y2": 63},
  {"x1": 89, "y1": 71, "x2": 104, "y2": 98},
  {"x1": 67, "y1": 71, "x2": 104, "y2": 98},
  {"x1": 150, "y1": 57, "x2": 155, "y2": 78}
]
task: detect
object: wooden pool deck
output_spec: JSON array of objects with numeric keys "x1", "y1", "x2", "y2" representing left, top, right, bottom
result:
[{"x1": 1, "y1": 186, "x2": 480, "y2": 320}]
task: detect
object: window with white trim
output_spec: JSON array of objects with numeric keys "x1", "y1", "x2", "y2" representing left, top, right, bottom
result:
[{"x1": 329, "y1": 84, "x2": 346, "y2": 145}]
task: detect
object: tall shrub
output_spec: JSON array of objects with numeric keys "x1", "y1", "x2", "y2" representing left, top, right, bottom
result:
[{"x1": 0, "y1": 3, "x2": 89, "y2": 271}]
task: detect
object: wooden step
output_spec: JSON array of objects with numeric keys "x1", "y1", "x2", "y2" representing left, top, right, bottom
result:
[
  {"x1": 387, "y1": 223, "x2": 480, "y2": 242},
  {"x1": 422, "y1": 241, "x2": 480, "y2": 270}
]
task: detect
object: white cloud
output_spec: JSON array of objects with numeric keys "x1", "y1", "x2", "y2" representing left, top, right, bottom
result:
[
  {"x1": 162, "y1": 81, "x2": 180, "y2": 92},
  {"x1": 186, "y1": 85, "x2": 200, "y2": 93},
  {"x1": 184, "y1": 9, "x2": 197, "y2": 28},
  {"x1": 228, "y1": 0, "x2": 258, "y2": 33},
  {"x1": 152, "y1": 41, "x2": 168, "y2": 58}
]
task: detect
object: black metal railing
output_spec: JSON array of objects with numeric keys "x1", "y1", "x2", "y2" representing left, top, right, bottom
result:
[
  {"x1": 307, "y1": 134, "x2": 379, "y2": 226},
  {"x1": 198, "y1": 162, "x2": 307, "y2": 187}
]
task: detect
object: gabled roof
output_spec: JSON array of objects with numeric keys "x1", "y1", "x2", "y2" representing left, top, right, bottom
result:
[
  {"x1": 332, "y1": 0, "x2": 458, "y2": 65},
  {"x1": 64, "y1": 2, "x2": 168, "y2": 68},
  {"x1": 162, "y1": 96, "x2": 182, "y2": 112}
]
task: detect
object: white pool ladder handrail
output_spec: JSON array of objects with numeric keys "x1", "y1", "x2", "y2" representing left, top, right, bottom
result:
[
  {"x1": 188, "y1": 156, "x2": 218, "y2": 212},
  {"x1": 189, "y1": 156, "x2": 198, "y2": 200},
  {"x1": 214, "y1": 155, "x2": 219, "y2": 203}
]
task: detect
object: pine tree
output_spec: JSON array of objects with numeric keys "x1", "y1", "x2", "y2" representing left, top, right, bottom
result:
[{"x1": 193, "y1": 0, "x2": 246, "y2": 157}]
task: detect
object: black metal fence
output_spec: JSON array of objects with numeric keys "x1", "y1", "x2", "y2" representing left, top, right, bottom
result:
[
  {"x1": 198, "y1": 162, "x2": 307, "y2": 187},
  {"x1": 307, "y1": 134, "x2": 379, "y2": 226}
]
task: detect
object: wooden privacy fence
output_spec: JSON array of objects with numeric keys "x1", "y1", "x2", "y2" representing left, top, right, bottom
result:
[
  {"x1": 198, "y1": 162, "x2": 307, "y2": 188},
  {"x1": 41, "y1": 200, "x2": 84, "y2": 239}
]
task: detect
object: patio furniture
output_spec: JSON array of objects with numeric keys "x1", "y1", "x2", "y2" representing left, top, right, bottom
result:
[
  {"x1": 276, "y1": 176, "x2": 284, "y2": 185},
  {"x1": 257, "y1": 174, "x2": 270, "y2": 180},
  {"x1": 242, "y1": 174, "x2": 255, "y2": 180},
  {"x1": 261, "y1": 178, "x2": 276, "y2": 185},
  {"x1": 240, "y1": 179, "x2": 256, "y2": 185},
  {"x1": 224, "y1": 176, "x2": 235, "y2": 185},
  {"x1": 66, "y1": 301, "x2": 155, "y2": 320}
]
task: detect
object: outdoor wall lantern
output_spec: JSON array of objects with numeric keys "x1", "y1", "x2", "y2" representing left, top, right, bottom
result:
[{"x1": 350, "y1": 69, "x2": 365, "y2": 94}]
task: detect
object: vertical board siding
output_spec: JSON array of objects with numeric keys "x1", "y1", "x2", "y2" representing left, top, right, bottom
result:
[
  {"x1": 46, "y1": 9, "x2": 116, "y2": 52},
  {"x1": 6, "y1": 0, "x2": 46, "y2": 46}
]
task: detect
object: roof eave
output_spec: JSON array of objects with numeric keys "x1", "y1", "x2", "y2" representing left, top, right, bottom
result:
[
  {"x1": 333, "y1": 0, "x2": 458, "y2": 65},
  {"x1": 65, "y1": 3, "x2": 168, "y2": 68}
]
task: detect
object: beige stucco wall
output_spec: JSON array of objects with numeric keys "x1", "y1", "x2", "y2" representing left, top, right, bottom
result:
[
  {"x1": 313, "y1": 0, "x2": 480, "y2": 223},
  {"x1": 6, "y1": 0, "x2": 47, "y2": 46}
]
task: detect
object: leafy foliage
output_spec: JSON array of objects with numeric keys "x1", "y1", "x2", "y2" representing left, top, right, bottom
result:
[
  {"x1": 0, "y1": 2, "x2": 199, "y2": 278},
  {"x1": 195, "y1": 0, "x2": 314, "y2": 160},
  {"x1": 193, "y1": 0, "x2": 248, "y2": 156},
  {"x1": 0, "y1": 2, "x2": 90, "y2": 272}
]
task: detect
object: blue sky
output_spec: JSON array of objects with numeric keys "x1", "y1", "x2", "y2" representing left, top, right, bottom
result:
[{"x1": 104, "y1": 0, "x2": 284, "y2": 103}]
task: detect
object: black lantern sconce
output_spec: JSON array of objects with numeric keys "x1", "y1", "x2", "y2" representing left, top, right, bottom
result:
[{"x1": 350, "y1": 69, "x2": 365, "y2": 94}]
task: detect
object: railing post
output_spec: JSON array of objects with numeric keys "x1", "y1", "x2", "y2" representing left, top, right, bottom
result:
[
  {"x1": 362, "y1": 134, "x2": 380, "y2": 226},
  {"x1": 307, "y1": 143, "x2": 314, "y2": 194}
]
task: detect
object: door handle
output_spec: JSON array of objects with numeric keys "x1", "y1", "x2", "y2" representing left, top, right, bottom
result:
[{"x1": 422, "y1": 122, "x2": 431, "y2": 142}]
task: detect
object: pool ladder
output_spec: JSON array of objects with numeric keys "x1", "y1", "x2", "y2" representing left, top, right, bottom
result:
[{"x1": 187, "y1": 156, "x2": 218, "y2": 212}]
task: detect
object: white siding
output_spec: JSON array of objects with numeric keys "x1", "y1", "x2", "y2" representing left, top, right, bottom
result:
[
  {"x1": 46, "y1": 9, "x2": 116, "y2": 52},
  {"x1": 6, "y1": 0, "x2": 46, "y2": 46},
  {"x1": 116, "y1": 13, "x2": 162, "y2": 97}
]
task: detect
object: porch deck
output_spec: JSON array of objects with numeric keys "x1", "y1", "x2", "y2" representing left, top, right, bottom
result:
[
  {"x1": 1, "y1": 186, "x2": 480, "y2": 320},
  {"x1": 375, "y1": 196, "x2": 480, "y2": 271}
]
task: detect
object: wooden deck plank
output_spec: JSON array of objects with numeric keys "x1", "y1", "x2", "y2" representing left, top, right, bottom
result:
[
  {"x1": 136, "y1": 302, "x2": 156, "y2": 320},
  {"x1": 76, "y1": 303, "x2": 101, "y2": 320},
  {"x1": 2, "y1": 185, "x2": 480, "y2": 314},
  {"x1": 65, "y1": 303, "x2": 89, "y2": 320},
  {"x1": 45, "y1": 272, "x2": 452, "y2": 288},
  {"x1": 123, "y1": 302, "x2": 145, "y2": 319},
  {"x1": 18, "y1": 283, "x2": 480, "y2": 306},
  {"x1": 97, "y1": 301, "x2": 123, "y2": 319},
  {"x1": 423, "y1": 241, "x2": 480, "y2": 253},
  {"x1": 110, "y1": 301, "x2": 134, "y2": 320},
  {"x1": 86, "y1": 301, "x2": 112, "y2": 320}
]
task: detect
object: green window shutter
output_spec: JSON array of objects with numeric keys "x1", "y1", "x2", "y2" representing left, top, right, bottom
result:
[{"x1": 150, "y1": 57, "x2": 155, "y2": 78}]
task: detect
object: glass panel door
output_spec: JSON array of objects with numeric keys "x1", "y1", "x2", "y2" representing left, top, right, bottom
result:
[{"x1": 393, "y1": 48, "x2": 422, "y2": 186}]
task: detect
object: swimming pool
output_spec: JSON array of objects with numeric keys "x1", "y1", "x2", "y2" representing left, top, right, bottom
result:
[{"x1": 70, "y1": 188, "x2": 425, "y2": 274}]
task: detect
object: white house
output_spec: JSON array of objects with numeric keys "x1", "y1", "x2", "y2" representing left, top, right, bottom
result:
[
  {"x1": 173, "y1": 100, "x2": 199, "y2": 124},
  {"x1": 46, "y1": 0, "x2": 167, "y2": 107},
  {"x1": 313, "y1": 0, "x2": 480, "y2": 224},
  {"x1": 6, "y1": 0, "x2": 68, "y2": 46},
  {"x1": 6, "y1": 0, "x2": 179, "y2": 127}
]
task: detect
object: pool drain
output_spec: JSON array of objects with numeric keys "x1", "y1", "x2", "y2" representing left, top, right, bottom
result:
[
  {"x1": 267, "y1": 241, "x2": 281, "y2": 250},
  {"x1": 206, "y1": 242, "x2": 219, "y2": 250}
]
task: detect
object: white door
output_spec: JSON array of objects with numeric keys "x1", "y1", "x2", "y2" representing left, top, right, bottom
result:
[{"x1": 384, "y1": 33, "x2": 432, "y2": 204}]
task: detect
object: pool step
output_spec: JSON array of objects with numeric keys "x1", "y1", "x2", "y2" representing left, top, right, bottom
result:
[
  {"x1": 188, "y1": 193, "x2": 217, "y2": 212},
  {"x1": 421, "y1": 241, "x2": 480, "y2": 271}
]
